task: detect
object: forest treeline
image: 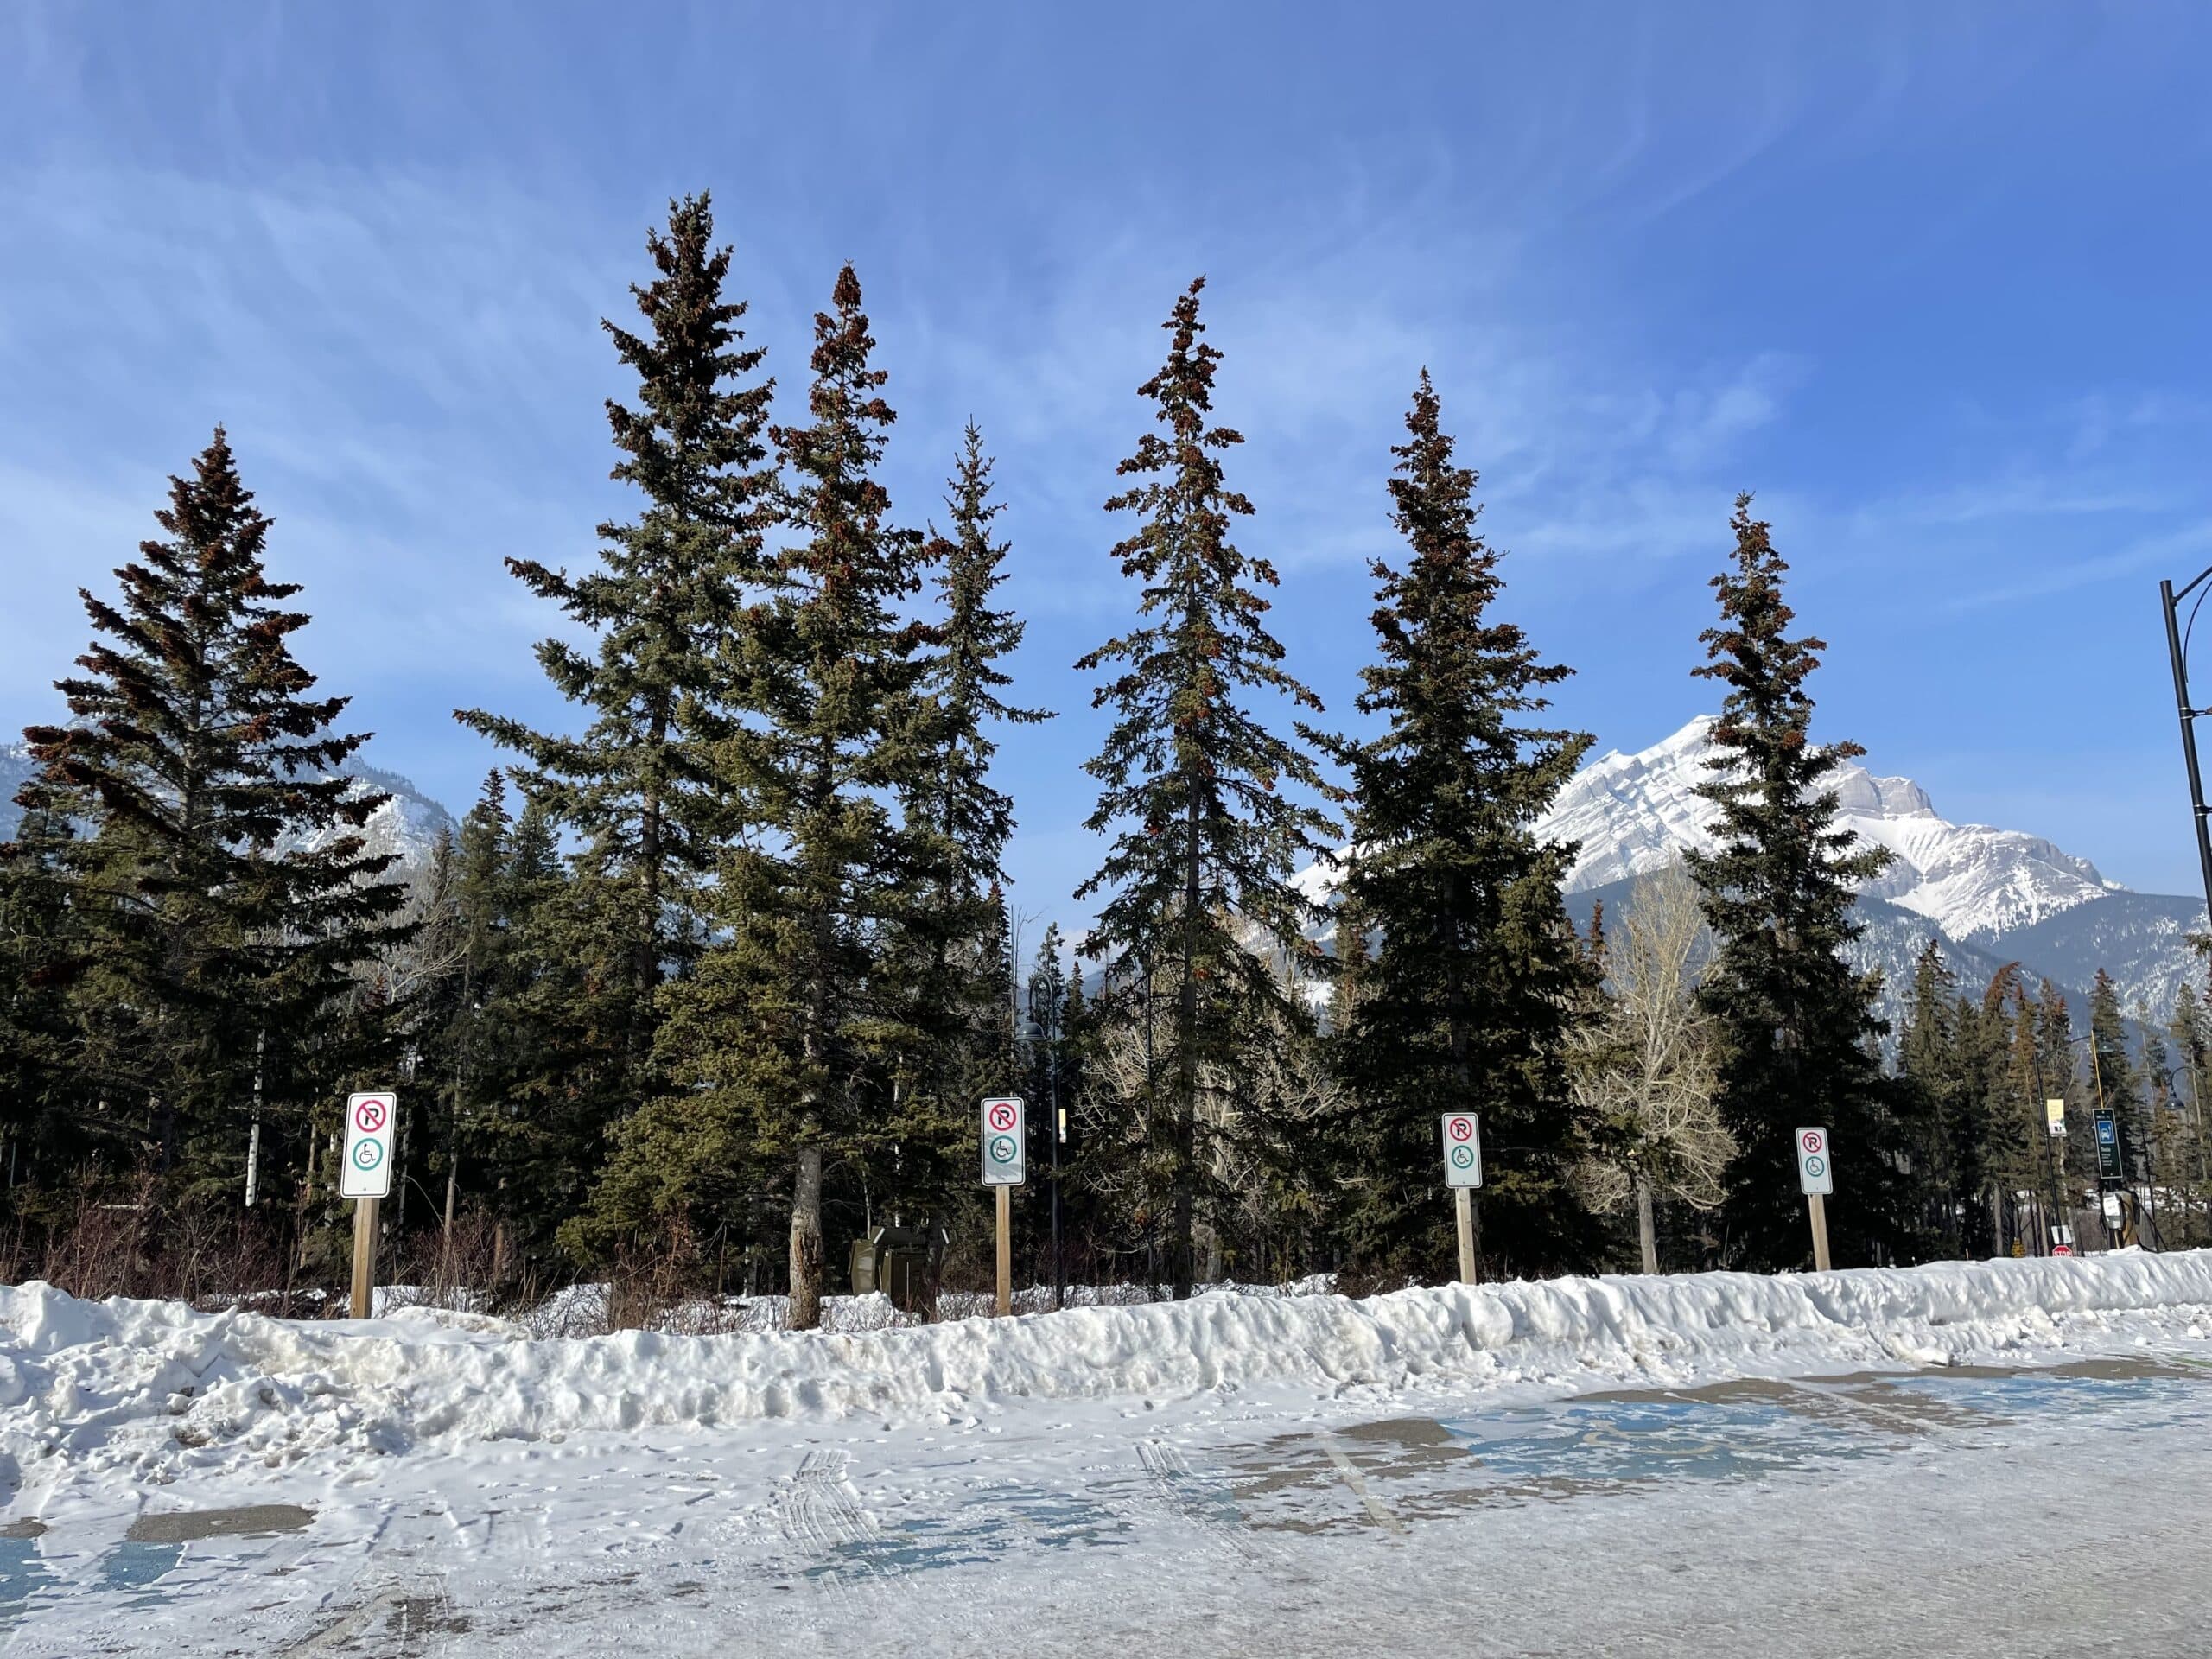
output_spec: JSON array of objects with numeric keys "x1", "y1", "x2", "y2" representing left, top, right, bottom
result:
[{"x1": 3, "y1": 195, "x2": 2205, "y2": 1324}]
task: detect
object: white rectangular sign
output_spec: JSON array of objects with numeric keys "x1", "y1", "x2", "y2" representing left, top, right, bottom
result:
[
  {"x1": 981, "y1": 1096, "x2": 1026, "y2": 1187},
  {"x1": 1795, "y1": 1125, "x2": 1834, "y2": 1197},
  {"x1": 1440, "y1": 1113, "x2": 1483, "y2": 1189},
  {"x1": 341, "y1": 1090, "x2": 397, "y2": 1199}
]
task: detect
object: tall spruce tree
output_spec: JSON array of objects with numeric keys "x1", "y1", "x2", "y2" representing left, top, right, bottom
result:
[
  {"x1": 18, "y1": 429, "x2": 408, "y2": 1197},
  {"x1": 624, "y1": 264, "x2": 928, "y2": 1327},
  {"x1": 456, "y1": 193, "x2": 774, "y2": 1135},
  {"x1": 1075, "y1": 277, "x2": 1338, "y2": 1299},
  {"x1": 1687, "y1": 495, "x2": 1896, "y2": 1270},
  {"x1": 1331, "y1": 372, "x2": 1598, "y2": 1281},
  {"x1": 882, "y1": 424, "x2": 1052, "y2": 1204}
]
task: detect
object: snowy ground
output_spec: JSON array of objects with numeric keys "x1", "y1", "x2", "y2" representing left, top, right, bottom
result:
[{"x1": 5, "y1": 1255, "x2": 2212, "y2": 1656}]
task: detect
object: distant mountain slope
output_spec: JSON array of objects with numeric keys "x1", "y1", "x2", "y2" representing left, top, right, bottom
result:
[
  {"x1": 1988, "y1": 891, "x2": 2206, "y2": 1021},
  {"x1": 1563, "y1": 872, "x2": 2029, "y2": 1038},
  {"x1": 0, "y1": 741, "x2": 454, "y2": 882},
  {"x1": 1295, "y1": 716, "x2": 2203, "y2": 1030},
  {"x1": 1541, "y1": 717, "x2": 2120, "y2": 941}
]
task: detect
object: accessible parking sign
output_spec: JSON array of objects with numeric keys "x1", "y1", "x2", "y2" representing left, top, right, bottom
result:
[
  {"x1": 1440, "y1": 1112, "x2": 1483, "y2": 1189},
  {"x1": 1796, "y1": 1126, "x2": 1834, "y2": 1197},
  {"x1": 981, "y1": 1096, "x2": 1026, "y2": 1186},
  {"x1": 341, "y1": 1090, "x2": 396, "y2": 1199}
]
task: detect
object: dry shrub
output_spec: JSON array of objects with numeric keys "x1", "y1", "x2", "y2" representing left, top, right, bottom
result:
[
  {"x1": 401, "y1": 1207, "x2": 505, "y2": 1313},
  {"x1": 17, "y1": 1173, "x2": 296, "y2": 1309},
  {"x1": 602, "y1": 1217, "x2": 737, "y2": 1334}
]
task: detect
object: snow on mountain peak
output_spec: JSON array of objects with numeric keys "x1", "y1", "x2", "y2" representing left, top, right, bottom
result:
[{"x1": 1538, "y1": 719, "x2": 2119, "y2": 941}]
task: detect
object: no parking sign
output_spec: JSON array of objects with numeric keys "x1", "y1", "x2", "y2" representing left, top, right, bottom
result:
[
  {"x1": 341, "y1": 1090, "x2": 396, "y2": 1199},
  {"x1": 1796, "y1": 1126, "x2": 1834, "y2": 1197},
  {"x1": 981, "y1": 1096, "x2": 1026, "y2": 1187}
]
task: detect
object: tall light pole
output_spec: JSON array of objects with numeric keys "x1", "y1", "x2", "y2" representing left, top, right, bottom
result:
[{"x1": 2158, "y1": 569, "x2": 2212, "y2": 931}]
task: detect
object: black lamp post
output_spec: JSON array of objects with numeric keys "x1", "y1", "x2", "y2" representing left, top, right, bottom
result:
[
  {"x1": 2158, "y1": 569, "x2": 2212, "y2": 930},
  {"x1": 1028, "y1": 960, "x2": 1065, "y2": 1312}
]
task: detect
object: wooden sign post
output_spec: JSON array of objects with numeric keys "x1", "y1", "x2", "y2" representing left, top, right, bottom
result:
[
  {"x1": 1796, "y1": 1126, "x2": 1834, "y2": 1273},
  {"x1": 341, "y1": 1090, "x2": 397, "y2": 1318},
  {"x1": 350, "y1": 1194, "x2": 381, "y2": 1319},
  {"x1": 981, "y1": 1096, "x2": 1026, "y2": 1317},
  {"x1": 1440, "y1": 1113, "x2": 1484, "y2": 1285},
  {"x1": 995, "y1": 1185, "x2": 1013, "y2": 1318}
]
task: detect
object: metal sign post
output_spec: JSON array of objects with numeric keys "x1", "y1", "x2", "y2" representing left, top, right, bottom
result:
[
  {"x1": 981, "y1": 1096, "x2": 1025, "y2": 1317},
  {"x1": 1440, "y1": 1113, "x2": 1483, "y2": 1285},
  {"x1": 1796, "y1": 1126, "x2": 1834, "y2": 1272},
  {"x1": 341, "y1": 1090, "x2": 396, "y2": 1319}
]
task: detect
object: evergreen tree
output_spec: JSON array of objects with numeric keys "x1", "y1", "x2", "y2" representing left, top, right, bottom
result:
[
  {"x1": 1895, "y1": 939, "x2": 1971, "y2": 1259},
  {"x1": 1023, "y1": 924, "x2": 1071, "y2": 1128},
  {"x1": 620, "y1": 264, "x2": 928, "y2": 1326},
  {"x1": 2167, "y1": 983, "x2": 2211, "y2": 1244},
  {"x1": 881, "y1": 424, "x2": 1051, "y2": 1203},
  {"x1": 1331, "y1": 372, "x2": 1598, "y2": 1281},
  {"x1": 18, "y1": 429, "x2": 408, "y2": 1198},
  {"x1": 1686, "y1": 495, "x2": 1895, "y2": 1270},
  {"x1": 2086, "y1": 968, "x2": 2145, "y2": 1237},
  {"x1": 1074, "y1": 277, "x2": 1339, "y2": 1299},
  {"x1": 0, "y1": 781, "x2": 88, "y2": 1200},
  {"x1": 455, "y1": 192, "x2": 775, "y2": 1134}
]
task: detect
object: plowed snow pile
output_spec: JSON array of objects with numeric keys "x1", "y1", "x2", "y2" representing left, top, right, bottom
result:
[{"x1": 6, "y1": 1253, "x2": 2212, "y2": 1484}]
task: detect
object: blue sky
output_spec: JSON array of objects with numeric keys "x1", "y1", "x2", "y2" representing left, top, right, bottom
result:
[{"x1": 4, "y1": 3, "x2": 2211, "y2": 919}]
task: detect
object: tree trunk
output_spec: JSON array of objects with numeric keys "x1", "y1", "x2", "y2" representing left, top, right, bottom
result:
[
  {"x1": 1636, "y1": 1174, "x2": 1659, "y2": 1274},
  {"x1": 790, "y1": 1146, "x2": 825, "y2": 1331},
  {"x1": 1173, "y1": 782, "x2": 1201, "y2": 1302}
]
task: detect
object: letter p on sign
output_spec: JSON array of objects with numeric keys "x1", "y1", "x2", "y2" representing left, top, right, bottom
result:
[{"x1": 1796, "y1": 1126, "x2": 1834, "y2": 1196}]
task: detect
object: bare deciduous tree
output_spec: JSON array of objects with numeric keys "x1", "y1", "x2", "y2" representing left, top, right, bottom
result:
[{"x1": 1571, "y1": 862, "x2": 1732, "y2": 1272}]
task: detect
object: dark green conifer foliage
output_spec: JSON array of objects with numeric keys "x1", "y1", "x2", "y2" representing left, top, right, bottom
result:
[
  {"x1": 19, "y1": 429, "x2": 407, "y2": 1195},
  {"x1": 1686, "y1": 496, "x2": 1895, "y2": 1269},
  {"x1": 1894, "y1": 938, "x2": 1987, "y2": 1260},
  {"x1": 0, "y1": 784, "x2": 87, "y2": 1197},
  {"x1": 1076, "y1": 277, "x2": 1339, "y2": 1299},
  {"x1": 456, "y1": 192, "x2": 775, "y2": 1093},
  {"x1": 2166, "y1": 985, "x2": 2211, "y2": 1244},
  {"x1": 2087, "y1": 969, "x2": 2144, "y2": 1216},
  {"x1": 1330, "y1": 372, "x2": 1598, "y2": 1281},
  {"x1": 624, "y1": 264, "x2": 928, "y2": 1327},
  {"x1": 881, "y1": 425, "x2": 1052, "y2": 1210}
]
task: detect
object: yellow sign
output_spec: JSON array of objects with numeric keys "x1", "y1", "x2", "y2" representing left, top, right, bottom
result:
[{"x1": 2044, "y1": 1097, "x2": 2066, "y2": 1137}]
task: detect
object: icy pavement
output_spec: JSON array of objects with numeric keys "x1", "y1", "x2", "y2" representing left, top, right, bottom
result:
[{"x1": 5, "y1": 1258, "x2": 2212, "y2": 1656}]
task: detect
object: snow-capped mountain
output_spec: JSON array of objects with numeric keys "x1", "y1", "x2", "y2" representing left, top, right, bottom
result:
[
  {"x1": 1293, "y1": 715, "x2": 2205, "y2": 1029},
  {"x1": 1541, "y1": 716, "x2": 2120, "y2": 943},
  {"x1": 0, "y1": 741, "x2": 454, "y2": 882}
]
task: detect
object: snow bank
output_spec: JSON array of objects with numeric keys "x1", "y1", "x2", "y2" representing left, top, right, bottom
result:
[{"x1": 6, "y1": 1253, "x2": 2212, "y2": 1484}]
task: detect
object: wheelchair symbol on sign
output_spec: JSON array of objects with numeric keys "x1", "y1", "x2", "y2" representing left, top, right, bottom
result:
[
  {"x1": 352, "y1": 1140, "x2": 384, "y2": 1172},
  {"x1": 988, "y1": 1135, "x2": 1017, "y2": 1165},
  {"x1": 1449, "y1": 1145, "x2": 1475, "y2": 1171}
]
